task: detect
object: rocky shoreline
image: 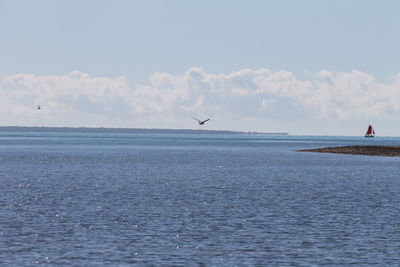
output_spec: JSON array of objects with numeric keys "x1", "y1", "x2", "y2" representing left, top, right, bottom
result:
[{"x1": 298, "y1": 146, "x2": 400, "y2": 157}]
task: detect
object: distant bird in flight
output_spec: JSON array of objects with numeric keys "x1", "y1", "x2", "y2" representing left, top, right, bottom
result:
[
  {"x1": 194, "y1": 118, "x2": 210, "y2": 125},
  {"x1": 37, "y1": 105, "x2": 41, "y2": 110}
]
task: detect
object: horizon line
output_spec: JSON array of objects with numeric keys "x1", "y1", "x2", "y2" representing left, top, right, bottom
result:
[{"x1": 0, "y1": 126, "x2": 289, "y2": 135}]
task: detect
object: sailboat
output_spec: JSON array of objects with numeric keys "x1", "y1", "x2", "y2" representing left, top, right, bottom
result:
[{"x1": 365, "y1": 125, "x2": 375, "y2": 138}]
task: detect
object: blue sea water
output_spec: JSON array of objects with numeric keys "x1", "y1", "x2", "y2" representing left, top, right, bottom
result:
[{"x1": 0, "y1": 130, "x2": 400, "y2": 266}]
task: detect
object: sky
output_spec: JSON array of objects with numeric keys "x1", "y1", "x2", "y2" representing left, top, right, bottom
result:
[{"x1": 1, "y1": 0, "x2": 400, "y2": 135}]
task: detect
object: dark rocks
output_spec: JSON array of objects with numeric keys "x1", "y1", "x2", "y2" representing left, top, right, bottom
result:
[{"x1": 298, "y1": 146, "x2": 400, "y2": 157}]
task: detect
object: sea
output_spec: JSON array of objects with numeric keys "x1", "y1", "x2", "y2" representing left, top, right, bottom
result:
[{"x1": 0, "y1": 128, "x2": 400, "y2": 266}]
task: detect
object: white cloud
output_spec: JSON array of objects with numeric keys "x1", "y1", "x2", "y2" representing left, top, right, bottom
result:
[{"x1": 1, "y1": 68, "x2": 400, "y2": 134}]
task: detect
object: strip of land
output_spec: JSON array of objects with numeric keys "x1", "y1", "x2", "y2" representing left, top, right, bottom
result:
[
  {"x1": 0, "y1": 126, "x2": 288, "y2": 135},
  {"x1": 298, "y1": 146, "x2": 400, "y2": 157}
]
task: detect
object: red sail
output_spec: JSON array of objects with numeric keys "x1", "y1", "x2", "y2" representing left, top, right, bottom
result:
[{"x1": 366, "y1": 125, "x2": 373, "y2": 135}]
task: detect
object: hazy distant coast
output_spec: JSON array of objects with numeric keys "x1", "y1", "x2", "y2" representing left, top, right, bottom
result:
[
  {"x1": 0, "y1": 126, "x2": 288, "y2": 135},
  {"x1": 299, "y1": 146, "x2": 400, "y2": 157}
]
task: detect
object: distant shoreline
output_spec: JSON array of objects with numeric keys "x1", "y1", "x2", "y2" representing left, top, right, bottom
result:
[
  {"x1": 298, "y1": 146, "x2": 400, "y2": 157},
  {"x1": 0, "y1": 126, "x2": 289, "y2": 135}
]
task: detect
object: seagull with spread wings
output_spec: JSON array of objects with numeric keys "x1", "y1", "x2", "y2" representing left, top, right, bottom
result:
[{"x1": 194, "y1": 118, "x2": 210, "y2": 125}]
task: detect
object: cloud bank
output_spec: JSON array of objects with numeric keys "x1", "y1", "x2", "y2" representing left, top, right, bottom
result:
[{"x1": 1, "y1": 68, "x2": 400, "y2": 134}]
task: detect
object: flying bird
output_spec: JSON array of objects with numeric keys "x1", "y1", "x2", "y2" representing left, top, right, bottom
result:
[
  {"x1": 194, "y1": 118, "x2": 210, "y2": 125},
  {"x1": 37, "y1": 105, "x2": 41, "y2": 110}
]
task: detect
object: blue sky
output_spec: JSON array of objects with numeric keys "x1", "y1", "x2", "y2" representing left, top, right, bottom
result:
[{"x1": 1, "y1": 0, "x2": 400, "y2": 135}]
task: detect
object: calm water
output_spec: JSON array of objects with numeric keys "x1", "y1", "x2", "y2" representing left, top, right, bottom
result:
[{"x1": 0, "y1": 130, "x2": 400, "y2": 266}]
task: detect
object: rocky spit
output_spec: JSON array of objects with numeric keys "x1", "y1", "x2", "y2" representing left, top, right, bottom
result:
[{"x1": 298, "y1": 145, "x2": 400, "y2": 157}]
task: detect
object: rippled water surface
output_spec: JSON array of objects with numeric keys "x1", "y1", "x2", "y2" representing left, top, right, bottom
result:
[{"x1": 1, "y1": 130, "x2": 400, "y2": 266}]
